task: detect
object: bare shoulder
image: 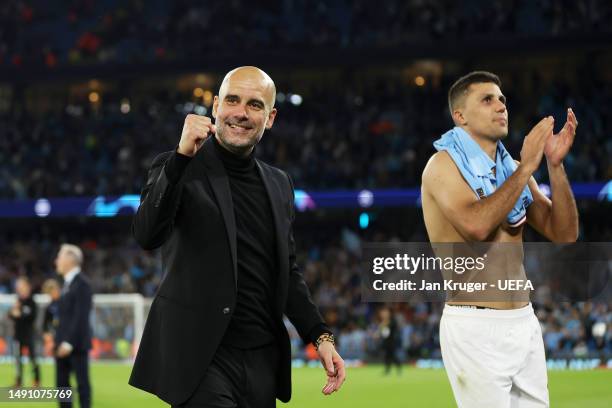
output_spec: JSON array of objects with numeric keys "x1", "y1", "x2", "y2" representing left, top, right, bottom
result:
[{"x1": 422, "y1": 151, "x2": 460, "y2": 186}]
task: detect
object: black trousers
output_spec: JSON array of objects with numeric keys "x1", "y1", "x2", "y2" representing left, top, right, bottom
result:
[
  {"x1": 383, "y1": 346, "x2": 401, "y2": 374},
  {"x1": 56, "y1": 352, "x2": 91, "y2": 408},
  {"x1": 174, "y1": 343, "x2": 280, "y2": 408},
  {"x1": 14, "y1": 336, "x2": 40, "y2": 384}
]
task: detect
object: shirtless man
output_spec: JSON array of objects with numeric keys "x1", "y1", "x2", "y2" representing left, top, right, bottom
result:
[{"x1": 421, "y1": 71, "x2": 578, "y2": 407}]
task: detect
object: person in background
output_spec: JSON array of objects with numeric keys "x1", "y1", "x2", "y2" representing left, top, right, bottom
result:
[
  {"x1": 378, "y1": 307, "x2": 402, "y2": 375},
  {"x1": 54, "y1": 244, "x2": 93, "y2": 408},
  {"x1": 8, "y1": 276, "x2": 41, "y2": 387},
  {"x1": 41, "y1": 278, "x2": 62, "y2": 354}
]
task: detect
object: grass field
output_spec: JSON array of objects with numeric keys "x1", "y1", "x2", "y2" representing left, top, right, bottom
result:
[{"x1": 1, "y1": 363, "x2": 611, "y2": 407}]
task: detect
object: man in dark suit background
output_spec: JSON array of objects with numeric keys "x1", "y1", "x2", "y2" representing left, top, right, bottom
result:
[
  {"x1": 129, "y1": 66, "x2": 346, "y2": 407},
  {"x1": 54, "y1": 243, "x2": 93, "y2": 408}
]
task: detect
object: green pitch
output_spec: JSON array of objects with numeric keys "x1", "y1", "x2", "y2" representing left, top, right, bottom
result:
[{"x1": 1, "y1": 363, "x2": 611, "y2": 407}]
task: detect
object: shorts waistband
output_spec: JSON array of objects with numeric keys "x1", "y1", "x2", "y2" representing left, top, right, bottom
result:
[{"x1": 443, "y1": 303, "x2": 534, "y2": 319}]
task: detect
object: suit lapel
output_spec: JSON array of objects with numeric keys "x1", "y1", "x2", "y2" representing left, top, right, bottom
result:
[
  {"x1": 196, "y1": 139, "x2": 238, "y2": 290},
  {"x1": 256, "y1": 160, "x2": 290, "y2": 315}
]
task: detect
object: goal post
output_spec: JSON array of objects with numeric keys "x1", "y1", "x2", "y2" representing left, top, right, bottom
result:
[{"x1": 0, "y1": 293, "x2": 151, "y2": 361}]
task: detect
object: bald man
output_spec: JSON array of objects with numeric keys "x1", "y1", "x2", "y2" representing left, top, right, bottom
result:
[{"x1": 129, "y1": 66, "x2": 345, "y2": 407}]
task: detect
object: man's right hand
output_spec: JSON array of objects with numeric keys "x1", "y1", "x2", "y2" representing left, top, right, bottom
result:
[
  {"x1": 177, "y1": 114, "x2": 216, "y2": 157},
  {"x1": 519, "y1": 116, "x2": 554, "y2": 174}
]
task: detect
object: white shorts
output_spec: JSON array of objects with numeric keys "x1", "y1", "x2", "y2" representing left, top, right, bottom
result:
[{"x1": 440, "y1": 304, "x2": 549, "y2": 408}]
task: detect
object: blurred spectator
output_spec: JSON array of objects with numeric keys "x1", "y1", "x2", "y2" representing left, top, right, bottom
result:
[
  {"x1": 1, "y1": 219, "x2": 610, "y2": 362},
  {"x1": 1, "y1": 62, "x2": 611, "y2": 198},
  {"x1": 1, "y1": 0, "x2": 611, "y2": 68},
  {"x1": 7, "y1": 276, "x2": 40, "y2": 387},
  {"x1": 377, "y1": 307, "x2": 402, "y2": 375}
]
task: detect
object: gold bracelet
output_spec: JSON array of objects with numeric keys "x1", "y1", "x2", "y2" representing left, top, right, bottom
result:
[{"x1": 315, "y1": 333, "x2": 335, "y2": 350}]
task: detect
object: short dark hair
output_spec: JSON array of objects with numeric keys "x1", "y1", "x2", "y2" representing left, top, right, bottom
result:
[{"x1": 448, "y1": 71, "x2": 501, "y2": 114}]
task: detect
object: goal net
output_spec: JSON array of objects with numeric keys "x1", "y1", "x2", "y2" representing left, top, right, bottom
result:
[{"x1": 0, "y1": 293, "x2": 150, "y2": 362}]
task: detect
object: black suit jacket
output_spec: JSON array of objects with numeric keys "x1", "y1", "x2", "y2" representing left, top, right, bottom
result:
[
  {"x1": 128, "y1": 138, "x2": 325, "y2": 405},
  {"x1": 56, "y1": 273, "x2": 93, "y2": 353}
]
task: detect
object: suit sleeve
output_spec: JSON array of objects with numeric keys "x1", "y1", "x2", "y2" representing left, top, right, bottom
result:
[
  {"x1": 283, "y1": 173, "x2": 332, "y2": 344},
  {"x1": 132, "y1": 150, "x2": 191, "y2": 250},
  {"x1": 43, "y1": 306, "x2": 52, "y2": 333},
  {"x1": 65, "y1": 282, "x2": 92, "y2": 347}
]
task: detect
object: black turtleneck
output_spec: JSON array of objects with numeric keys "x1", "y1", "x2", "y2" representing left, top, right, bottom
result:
[
  {"x1": 212, "y1": 137, "x2": 279, "y2": 348},
  {"x1": 164, "y1": 140, "x2": 331, "y2": 347}
]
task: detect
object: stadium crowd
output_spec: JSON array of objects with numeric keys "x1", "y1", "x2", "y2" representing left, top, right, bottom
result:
[
  {"x1": 1, "y1": 219, "x2": 610, "y2": 361},
  {"x1": 1, "y1": 62, "x2": 611, "y2": 199},
  {"x1": 1, "y1": 0, "x2": 611, "y2": 68}
]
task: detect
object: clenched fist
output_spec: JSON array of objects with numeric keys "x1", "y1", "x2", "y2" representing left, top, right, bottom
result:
[{"x1": 177, "y1": 114, "x2": 216, "y2": 157}]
